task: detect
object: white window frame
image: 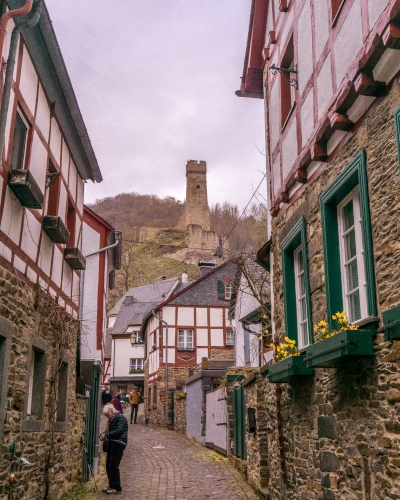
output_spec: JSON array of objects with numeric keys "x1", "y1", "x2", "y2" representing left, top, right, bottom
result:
[
  {"x1": 130, "y1": 358, "x2": 144, "y2": 371},
  {"x1": 224, "y1": 282, "x2": 233, "y2": 300},
  {"x1": 337, "y1": 186, "x2": 368, "y2": 323},
  {"x1": 11, "y1": 108, "x2": 30, "y2": 170},
  {"x1": 294, "y1": 244, "x2": 309, "y2": 350},
  {"x1": 178, "y1": 329, "x2": 193, "y2": 349},
  {"x1": 226, "y1": 329, "x2": 234, "y2": 346},
  {"x1": 26, "y1": 351, "x2": 35, "y2": 416}
]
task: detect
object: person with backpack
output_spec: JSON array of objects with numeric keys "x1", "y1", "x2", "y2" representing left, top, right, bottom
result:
[{"x1": 100, "y1": 403, "x2": 128, "y2": 495}]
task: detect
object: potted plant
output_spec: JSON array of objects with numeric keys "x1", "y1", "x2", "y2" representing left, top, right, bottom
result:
[
  {"x1": 268, "y1": 337, "x2": 313, "y2": 383},
  {"x1": 304, "y1": 312, "x2": 374, "y2": 368}
]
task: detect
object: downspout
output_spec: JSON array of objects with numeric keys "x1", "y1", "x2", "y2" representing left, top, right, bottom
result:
[
  {"x1": 0, "y1": 1, "x2": 33, "y2": 64},
  {"x1": 151, "y1": 310, "x2": 168, "y2": 399},
  {"x1": 0, "y1": 0, "x2": 42, "y2": 163}
]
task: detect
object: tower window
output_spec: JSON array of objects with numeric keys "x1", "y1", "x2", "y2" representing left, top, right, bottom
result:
[{"x1": 197, "y1": 185, "x2": 200, "y2": 189}]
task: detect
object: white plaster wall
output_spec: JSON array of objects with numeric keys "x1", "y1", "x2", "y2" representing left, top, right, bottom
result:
[
  {"x1": 282, "y1": 120, "x2": 297, "y2": 179},
  {"x1": 69, "y1": 162, "x2": 77, "y2": 201},
  {"x1": 162, "y1": 306, "x2": 175, "y2": 325},
  {"x1": 77, "y1": 179, "x2": 84, "y2": 214},
  {"x1": 1, "y1": 187, "x2": 24, "y2": 245},
  {"x1": 272, "y1": 153, "x2": 281, "y2": 196},
  {"x1": 368, "y1": 0, "x2": 390, "y2": 31},
  {"x1": 72, "y1": 272, "x2": 80, "y2": 305},
  {"x1": 108, "y1": 316, "x2": 116, "y2": 327},
  {"x1": 35, "y1": 85, "x2": 50, "y2": 141},
  {"x1": 196, "y1": 307, "x2": 208, "y2": 326},
  {"x1": 27, "y1": 266, "x2": 36, "y2": 283},
  {"x1": 130, "y1": 344, "x2": 145, "y2": 359},
  {"x1": 347, "y1": 95, "x2": 375, "y2": 123},
  {"x1": 39, "y1": 232, "x2": 52, "y2": 277},
  {"x1": 62, "y1": 260, "x2": 73, "y2": 298},
  {"x1": 210, "y1": 329, "x2": 224, "y2": 346},
  {"x1": 297, "y1": 0, "x2": 313, "y2": 95},
  {"x1": 373, "y1": 49, "x2": 400, "y2": 84},
  {"x1": 334, "y1": 0, "x2": 363, "y2": 87},
  {"x1": 301, "y1": 87, "x2": 314, "y2": 148},
  {"x1": 209, "y1": 308, "x2": 223, "y2": 327},
  {"x1": 19, "y1": 46, "x2": 38, "y2": 114},
  {"x1": 58, "y1": 182, "x2": 67, "y2": 222},
  {"x1": 314, "y1": 0, "x2": 329, "y2": 63},
  {"x1": 14, "y1": 255, "x2": 25, "y2": 273},
  {"x1": 269, "y1": 81, "x2": 280, "y2": 151},
  {"x1": 29, "y1": 132, "x2": 47, "y2": 195},
  {"x1": 317, "y1": 55, "x2": 333, "y2": 121},
  {"x1": 50, "y1": 118, "x2": 62, "y2": 165},
  {"x1": 196, "y1": 348, "x2": 209, "y2": 364},
  {"x1": 265, "y1": 3, "x2": 273, "y2": 46},
  {"x1": 114, "y1": 338, "x2": 134, "y2": 376},
  {"x1": 163, "y1": 347, "x2": 175, "y2": 364},
  {"x1": 20, "y1": 210, "x2": 41, "y2": 262},
  {"x1": 61, "y1": 141, "x2": 70, "y2": 179},
  {"x1": 327, "y1": 130, "x2": 347, "y2": 155},
  {"x1": 51, "y1": 246, "x2": 63, "y2": 289},
  {"x1": 196, "y1": 328, "x2": 208, "y2": 346},
  {"x1": 162, "y1": 326, "x2": 176, "y2": 346},
  {"x1": 279, "y1": 8, "x2": 293, "y2": 48},
  {"x1": 177, "y1": 307, "x2": 194, "y2": 326}
]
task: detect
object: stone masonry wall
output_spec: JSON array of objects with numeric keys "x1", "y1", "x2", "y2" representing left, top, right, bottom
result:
[
  {"x1": 174, "y1": 392, "x2": 187, "y2": 434},
  {"x1": 211, "y1": 349, "x2": 234, "y2": 360},
  {"x1": 264, "y1": 76, "x2": 400, "y2": 499},
  {"x1": 0, "y1": 265, "x2": 86, "y2": 500}
]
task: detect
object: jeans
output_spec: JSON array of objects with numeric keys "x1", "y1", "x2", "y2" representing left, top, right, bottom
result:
[
  {"x1": 106, "y1": 443, "x2": 124, "y2": 492},
  {"x1": 131, "y1": 404, "x2": 138, "y2": 423}
]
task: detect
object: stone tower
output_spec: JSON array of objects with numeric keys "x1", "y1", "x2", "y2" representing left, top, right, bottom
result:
[{"x1": 185, "y1": 160, "x2": 210, "y2": 231}]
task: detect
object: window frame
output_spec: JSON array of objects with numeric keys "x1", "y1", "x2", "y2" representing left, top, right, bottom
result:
[
  {"x1": 54, "y1": 356, "x2": 69, "y2": 432},
  {"x1": 293, "y1": 244, "x2": 309, "y2": 350},
  {"x1": 281, "y1": 216, "x2": 313, "y2": 349},
  {"x1": 320, "y1": 149, "x2": 376, "y2": 329},
  {"x1": 224, "y1": 282, "x2": 233, "y2": 300},
  {"x1": 178, "y1": 329, "x2": 194, "y2": 350},
  {"x1": 10, "y1": 108, "x2": 30, "y2": 171},
  {"x1": 130, "y1": 358, "x2": 144, "y2": 372},
  {"x1": 226, "y1": 329, "x2": 234, "y2": 346}
]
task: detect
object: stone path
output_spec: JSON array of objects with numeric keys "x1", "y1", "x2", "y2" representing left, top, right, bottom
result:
[{"x1": 93, "y1": 409, "x2": 258, "y2": 500}]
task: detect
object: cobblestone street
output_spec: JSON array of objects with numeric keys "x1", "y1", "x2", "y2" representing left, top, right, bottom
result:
[{"x1": 94, "y1": 409, "x2": 258, "y2": 500}]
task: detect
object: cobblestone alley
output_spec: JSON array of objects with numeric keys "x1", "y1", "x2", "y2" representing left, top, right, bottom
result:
[{"x1": 94, "y1": 410, "x2": 258, "y2": 500}]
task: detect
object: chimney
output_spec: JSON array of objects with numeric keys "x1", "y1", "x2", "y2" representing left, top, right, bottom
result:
[
  {"x1": 182, "y1": 271, "x2": 188, "y2": 283},
  {"x1": 198, "y1": 261, "x2": 216, "y2": 277},
  {"x1": 123, "y1": 295, "x2": 134, "y2": 304}
]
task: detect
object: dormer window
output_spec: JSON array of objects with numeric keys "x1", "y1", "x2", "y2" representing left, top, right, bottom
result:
[{"x1": 225, "y1": 282, "x2": 233, "y2": 300}]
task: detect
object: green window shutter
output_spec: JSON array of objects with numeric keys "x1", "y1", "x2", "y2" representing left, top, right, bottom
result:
[
  {"x1": 280, "y1": 216, "x2": 313, "y2": 346},
  {"x1": 394, "y1": 105, "x2": 400, "y2": 173},
  {"x1": 320, "y1": 149, "x2": 377, "y2": 328},
  {"x1": 217, "y1": 280, "x2": 225, "y2": 300}
]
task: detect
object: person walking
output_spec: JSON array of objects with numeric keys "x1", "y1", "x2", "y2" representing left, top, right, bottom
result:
[
  {"x1": 100, "y1": 403, "x2": 128, "y2": 495},
  {"x1": 129, "y1": 386, "x2": 144, "y2": 424},
  {"x1": 113, "y1": 393, "x2": 123, "y2": 414}
]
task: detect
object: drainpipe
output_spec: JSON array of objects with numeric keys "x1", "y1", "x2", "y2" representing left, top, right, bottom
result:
[
  {"x1": 0, "y1": 1, "x2": 33, "y2": 64},
  {"x1": 0, "y1": 0, "x2": 42, "y2": 163},
  {"x1": 241, "y1": 322, "x2": 261, "y2": 368},
  {"x1": 151, "y1": 310, "x2": 168, "y2": 399}
]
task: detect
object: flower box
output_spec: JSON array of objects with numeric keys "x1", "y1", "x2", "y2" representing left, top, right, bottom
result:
[
  {"x1": 304, "y1": 329, "x2": 374, "y2": 368},
  {"x1": 43, "y1": 216, "x2": 70, "y2": 243},
  {"x1": 64, "y1": 247, "x2": 86, "y2": 270},
  {"x1": 268, "y1": 355, "x2": 313, "y2": 383},
  {"x1": 8, "y1": 169, "x2": 44, "y2": 209}
]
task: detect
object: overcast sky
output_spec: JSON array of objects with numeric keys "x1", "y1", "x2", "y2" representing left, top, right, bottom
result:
[{"x1": 45, "y1": 0, "x2": 266, "y2": 209}]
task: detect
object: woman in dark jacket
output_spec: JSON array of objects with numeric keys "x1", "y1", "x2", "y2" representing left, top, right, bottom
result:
[{"x1": 100, "y1": 404, "x2": 128, "y2": 494}]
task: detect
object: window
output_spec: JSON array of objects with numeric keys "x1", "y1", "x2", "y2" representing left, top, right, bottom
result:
[
  {"x1": 153, "y1": 384, "x2": 157, "y2": 405},
  {"x1": 320, "y1": 150, "x2": 376, "y2": 327},
  {"x1": 294, "y1": 246, "x2": 309, "y2": 349},
  {"x1": 148, "y1": 387, "x2": 151, "y2": 406},
  {"x1": 10, "y1": 111, "x2": 29, "y2": 170},
  {"x1": 26, "y1": 348, "x2": 46, "y2": 418},
  {"x1": 280, "y1": 37, "x2": 295, "y2": 129},
  {"x1": 281, "y1": 216, "x2": 312, "y2": 348},
  {"x1": 131, "y1": 331, "x2": 142, "y2": 343},
  {"x1": 226, "y1": 330, "x2": 234, "y2": 346},
  {"x1": 178, "y1": 329, "x2": 193, "y2": 350},
  {"x1": 56, "y1": 362, "x2": 68, "y2": 426},
  {"x1": 225, "y1": 282, "x2": 233, "y2": 300},
  {"x1": 130, "y1": 358, "x2": 144, "y2": 372}
]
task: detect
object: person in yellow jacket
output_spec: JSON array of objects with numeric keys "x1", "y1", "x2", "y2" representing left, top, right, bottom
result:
[{"x1": 129, "y1": 386, "x2": 144, "y2": 424}]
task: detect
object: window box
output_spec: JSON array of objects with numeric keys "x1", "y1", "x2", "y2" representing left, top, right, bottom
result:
[
  {"x1": 177, "y1": 347, "x2": 195, "y2": 351},
  {"x1": 225, "y1": 342, "x2": 234, "y2": 347},
  {"x1": 304, "y1": 329, "x2": 374, "y2": 368},
  {"x1": 64, "y1": 247, "x2": 86, "y2": 270},
  {"x1": 268, "y1": 355, "x2": 313, "y2": 383},
  {"x1": 129, "y1": 369, "x2": 144, "y2": 373},
  {"x1": 226, "y1": 374, "x2": 244, "y2": 383},
  {"x1": 381, "y1": 305, "x2": 400, "y2": 341},
  {"x1": 8, "y1": 169, "x2": 44, "y2": 209},
  {"x1": 43, "y1": 216, "x2": 70, "y2": 244},
  {"x1": 133, "y1": 341, "x2": 145, "y2": 345}
]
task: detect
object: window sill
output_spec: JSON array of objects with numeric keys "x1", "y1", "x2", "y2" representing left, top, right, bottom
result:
[
  {"x1": 225, "y1": 343, "x2": 234, "y2": 347},
  {"x1": 132, "y1": 341, "x2": 144, "y2": 345},
  {"x1": 129, "y1": 370, "x2": 144, "y2": 374},
  {"x1": 281, "y1": 102, "x2": 296, "y2": 132},
  {"x1": 177, "y1": 347, "x2": 195, "y2": 351},
  {"x1": 352, "y1": 316, "x2": 380, "y2": 328},
  {"x1": 22, "y1": 418, "x2": 44, "y2": 432}
]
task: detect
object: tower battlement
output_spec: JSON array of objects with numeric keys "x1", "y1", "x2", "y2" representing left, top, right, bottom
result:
[{"x1": 186, "y1": 160, "x2": 207, "y2": 176}]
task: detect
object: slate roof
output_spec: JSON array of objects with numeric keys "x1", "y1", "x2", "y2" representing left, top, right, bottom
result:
[{"x1": 110, "y1": 278, "x2": 180, "y2": 335}]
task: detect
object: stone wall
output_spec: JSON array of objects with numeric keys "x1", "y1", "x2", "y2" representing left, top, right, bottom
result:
[
  {"x1": 0, "y1": 265, "x2": 86, "y2": 500},
  {"x1": 211, "y1": 349, "x2": 234, "y2": 360},
  {"x1": 261, "y1": 75, "x2": 400, "y2": 499},
  {"x1": 173, "y1": 392, "x2": 186, "y2": 434}
]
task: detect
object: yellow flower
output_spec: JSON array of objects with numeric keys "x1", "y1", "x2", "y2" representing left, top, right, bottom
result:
[
  {"x1": 332, "y1": 315, "x2": 336, "y2": 320},
  {"x1": 336, "y1": 312, "x2": 342, "y2": 319},
  {"x1": 284, "y1": 336, "x2": 290, "y2": 342},
  {"x1": 322, "y1": 328, "x2": 327, "y2": 334}
]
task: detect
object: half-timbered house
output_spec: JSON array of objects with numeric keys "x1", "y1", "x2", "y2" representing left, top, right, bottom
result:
[
  {"x1": 141, "y1": 261, "x2": 236, "y2": 427},
  {"x1": 0, "y1": 0, "x2": 104, "y2": 497},
  {"x1": 236, "y1": 0, "x2": 400, "y2": 497}
]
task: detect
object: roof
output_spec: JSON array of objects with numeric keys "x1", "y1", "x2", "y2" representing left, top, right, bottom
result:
[
  {"x1": 8, "y1": 0, "x2": 102, "y2": 182},
  {"x1": 104, "y1": 328, "x2": 112, "y2": 359},
  {"x1": 172, "y1": 281, "x2": 195, "y2": 294},
  {"x1": 110, "y1": 278, "x2": 180, "y2": 335}
]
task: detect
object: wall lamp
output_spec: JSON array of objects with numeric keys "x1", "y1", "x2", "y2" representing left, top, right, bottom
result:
[{"x1": 269, "y1": 64, "x2": 298, "y2": 89}]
